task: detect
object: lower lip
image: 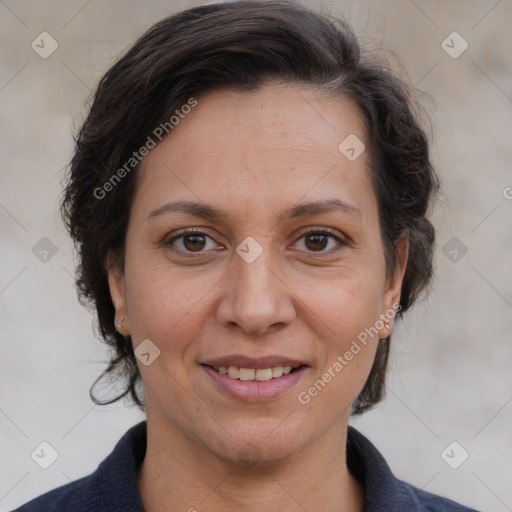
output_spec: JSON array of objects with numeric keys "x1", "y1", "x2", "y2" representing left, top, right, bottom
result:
[{"x1": 201, "y1": 365, "x2": 308, "y2": 402}]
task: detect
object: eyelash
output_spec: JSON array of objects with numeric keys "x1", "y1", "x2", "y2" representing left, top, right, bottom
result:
[{"x1": 164, "y1": 227, "x2": 347, "y2": 258}]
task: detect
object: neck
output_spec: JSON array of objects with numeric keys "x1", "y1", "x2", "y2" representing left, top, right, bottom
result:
[{"x1": 137, "y1": 409, "x2": 364, "y2": 512}]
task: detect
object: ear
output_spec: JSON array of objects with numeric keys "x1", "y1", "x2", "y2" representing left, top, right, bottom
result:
[
  {"x1": 107, "y1": 252, "x2": 131, "y2": 336},
  {"x1": 378, "y1": 234, "x2": 409, "y2": 339}
]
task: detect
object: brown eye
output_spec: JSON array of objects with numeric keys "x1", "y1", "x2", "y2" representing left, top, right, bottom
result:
[
  {"x1": 304, "y1": 233, "x2": 329, "y2": 251},
  {"x1": 165, "y1": 229, "x2": 219, "y2": 255},
  {"x1": 182, "y1": 234, "x2": 207, "y2": 252},
  {"x1": 294, "y1": 229, "x2": 346, "y2": 255}
]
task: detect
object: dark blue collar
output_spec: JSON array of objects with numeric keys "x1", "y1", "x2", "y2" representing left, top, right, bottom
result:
[
  {"x1": 95, "y1": 420, "x2": 477, "y2": 511},
  {"x1": 16, "y1": 420, "x2": 478, "y2": 511}
]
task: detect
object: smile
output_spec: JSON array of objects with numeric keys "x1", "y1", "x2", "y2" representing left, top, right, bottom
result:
[
  {"x1": 209, "y1": 365, "x2": 302, "y2": 381},
  {"x1": 200, "y1": 361, "x2": 309, "y2": 402}
]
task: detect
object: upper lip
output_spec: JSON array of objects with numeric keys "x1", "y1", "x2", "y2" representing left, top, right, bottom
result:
[{"x1": 201, "y1": 355, "x2": 308, "y2": 369}]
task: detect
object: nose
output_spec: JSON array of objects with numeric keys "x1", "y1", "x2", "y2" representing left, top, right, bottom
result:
[{"x1": 215, "y1": 245, "x2": 296, "y2": 336}]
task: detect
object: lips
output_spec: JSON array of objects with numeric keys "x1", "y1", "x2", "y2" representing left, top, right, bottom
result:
[
  {"x1": 200, "y1": 355, "x2": 309, "y2": 398},
  {"x1": 201, "y1": 362, "x2": 308, "y2": 401}
]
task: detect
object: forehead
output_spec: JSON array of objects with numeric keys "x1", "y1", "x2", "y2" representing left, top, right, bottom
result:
[
  {"x1": 135, "y1": 83, "x2": 374, "y2": 221},
  {"x1": 168, "y1": 83, "x2": 367, "y2": 158}
]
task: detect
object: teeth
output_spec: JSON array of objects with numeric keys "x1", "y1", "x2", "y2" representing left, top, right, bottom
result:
[
  {"x1": 215, "y1": 365, "x2": 297, "y2": 381},
  {"x1": 227, "y1": 366, "x2": 239, "y2": 379},
  {"x1": 239, "y1": 368, "x2": 255, "y2": 381},
  {"x1": 255, "y1": 368, "x2": 273, "y2": 381},
  {"x1": 272, "y1": 367, "x2": 283, "y2": 378}
]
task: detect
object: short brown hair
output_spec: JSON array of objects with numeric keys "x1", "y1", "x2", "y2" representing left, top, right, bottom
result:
[{"x1": 61, "y1": 0, "x2": 438, "y2": 414}]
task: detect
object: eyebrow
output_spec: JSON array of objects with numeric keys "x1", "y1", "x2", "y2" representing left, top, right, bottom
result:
[{"x1": 147, "y1": 198, "x2": 361, "y2": 222}]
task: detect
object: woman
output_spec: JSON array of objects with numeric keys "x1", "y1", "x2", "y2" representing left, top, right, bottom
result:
[{"x1": 13, "y1": 1, "x2": 480, "y2": 511}]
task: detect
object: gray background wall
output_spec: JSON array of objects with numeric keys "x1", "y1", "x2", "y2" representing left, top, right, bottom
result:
[{"x1": 1, "y1": 1, "x2": 511, "y2": 511}]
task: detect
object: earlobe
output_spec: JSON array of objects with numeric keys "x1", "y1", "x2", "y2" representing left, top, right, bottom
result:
[
  {"x1": 107, "y1": 255, "x2": 130, "y2": 336},
  {"x1": 379, "y1": 234, "x2": 409, "y2": 338}
]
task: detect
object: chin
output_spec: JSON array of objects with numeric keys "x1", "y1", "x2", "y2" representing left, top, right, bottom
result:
[
  {"x1": 225, "y1": 438, "x2": 301, "y2": 468},
  {"x1": 204, "y1": 417, "x2": 309, "y2": 467}
]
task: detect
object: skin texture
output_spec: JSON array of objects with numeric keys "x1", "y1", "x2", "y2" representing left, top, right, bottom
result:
[{"x1": 108, "y1": 82, "x2": 408, "y2": 512}]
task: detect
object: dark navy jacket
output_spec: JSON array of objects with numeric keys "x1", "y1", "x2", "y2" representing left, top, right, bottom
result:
[{"x1": 12, "y1": 420, "x2": 480, "y2": 511}]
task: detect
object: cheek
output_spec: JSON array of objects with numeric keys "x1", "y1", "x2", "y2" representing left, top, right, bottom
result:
[
  {"x1": 124, "y1": 258, "x2": 226, "y2": 354},
  {"x1": 299, "y1": 264, "x2": 384, "y2": 342},
  {"x1": 294, "y1": 270, "x2": 383, "y2": 404},
  {"x1": 123, "y1": 266, "x2": 213, "y2": 407}
]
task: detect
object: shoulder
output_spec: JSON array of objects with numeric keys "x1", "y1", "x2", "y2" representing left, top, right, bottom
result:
[
  {"x1": 346, "y1": 426, "x2": 481, "y2": 512},
  {"x1": 10, "y1": 476, "x2": 91, "y2": 512},
  {"x1": 394, "y1": 478, "x2": 481, "y2": 512},
  {"x1": 10, "y1": 421, "x2": 147, "y2": 512}
]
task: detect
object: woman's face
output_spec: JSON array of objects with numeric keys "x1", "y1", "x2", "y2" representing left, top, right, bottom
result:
[{"x1": 109, "y1": 83, "x2": 406, "y2": 464}]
